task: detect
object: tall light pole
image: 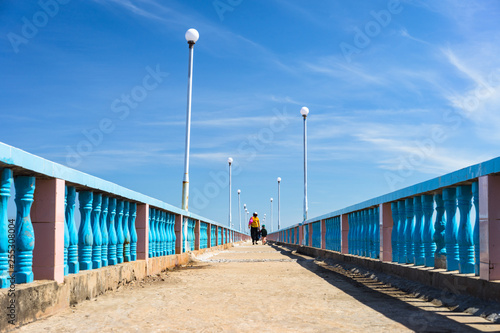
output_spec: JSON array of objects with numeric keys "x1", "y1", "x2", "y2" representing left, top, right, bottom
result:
[
  {"x1": 238, "y1": 189, "x2": 241, "y2": 232},
  {"x1": 277, "y1": 177, "x2": 281, "y2": 230},
  {"x1": 181, "y1": 28, "x2": 199, "y2": 211},
  {"x1": 300, "y1": 106, "x2": 309, "y2": 222},
  {"x1": 228, "y1": 157, "x2": 233, "y2": 229},
  {"x1": 270, "y1": 198, "x2": 273, "y2": 232}
]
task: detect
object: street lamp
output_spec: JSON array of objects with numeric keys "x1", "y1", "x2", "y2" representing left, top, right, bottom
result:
[
  {"x1": 277, "y1": 177, "x2": 281, "y2": 230},
  {"x1": 228, "y1": 157, "x2": 233, "y2": 229},
  {"x1": 270, "y1": 198, "x2": 273, "y2": 232},
  {"x1": 238, "y1": 189, "x2": 241, "y2": 232},
  {"x1": 181, "y1": 28, "x2": 200, "y2": 211},
  {"x1": 300, "y1": 106, "x2": 309, "y2": 222}
]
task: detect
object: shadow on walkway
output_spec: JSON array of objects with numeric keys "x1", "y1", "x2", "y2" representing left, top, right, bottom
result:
[{"x1": 268, "y1": 243, "x2": 484, "y2": 333}]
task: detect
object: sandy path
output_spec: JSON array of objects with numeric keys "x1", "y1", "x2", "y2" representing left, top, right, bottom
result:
[{"x1": 13, "y1": 242, "x2": 500, "y2": 332}]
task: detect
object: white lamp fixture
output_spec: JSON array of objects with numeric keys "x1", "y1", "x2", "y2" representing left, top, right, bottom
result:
[{"x1": 185, "y1": 28, "x2": 199, "y2": 44}]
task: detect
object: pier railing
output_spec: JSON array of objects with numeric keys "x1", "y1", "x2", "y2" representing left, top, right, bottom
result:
[
  {"x1": 268, "y1": 156, "x2": 500, "y2": 281},
  {"x1": 0, "y1": 141, "x2": 249, "y2": 288}
]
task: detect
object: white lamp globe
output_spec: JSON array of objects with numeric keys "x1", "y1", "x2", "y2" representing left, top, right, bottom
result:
[
  {"x1": 270, "y1": 198, "x2": 273, "y2": 202},
  {"x1": 228, "y1": 157, "x2": 233, "y2": 164},
  {"x1": 238, "y1": 189, "x2": 241, "y2": 194},
  {"x1": 185, "y1": 29, "x2": 199, "y2": 43},
  {"x1": 277, "y1": 177, "x2": 281, "y2": 182},
  {"x1": 300, "y1": 106, "x2": 309, "y2": 117}
]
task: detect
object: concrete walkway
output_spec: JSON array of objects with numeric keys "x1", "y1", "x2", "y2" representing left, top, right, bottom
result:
[{"x1": 14, "y1": 242, "x2": 500, "y2": 332}]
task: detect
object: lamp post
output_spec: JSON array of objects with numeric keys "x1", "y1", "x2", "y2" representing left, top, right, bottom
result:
[
  {"x1": 181, "y1": 28, "x2": 199, "y2": 211},
  {"x1": 270, "y1": 198, "x2": 273, "y2": 232},
  {"x1": 238, "y1": 189, "x2": 241, "y2": 232},
  {"x1": 300, "y1": 106, "x2": 309, "y2": 222},
  {"x1": 228, "y1": 157, "x2": 233, "y2": 229},
  {"x1": 277, "y1": 177, "x2": 281, "y2": 230}
]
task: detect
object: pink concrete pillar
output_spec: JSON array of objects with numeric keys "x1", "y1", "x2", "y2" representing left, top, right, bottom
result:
[
  {"x1": 207, "y1": 223, "x2": 212, "y2": 248},
  {"x1": 321, "y1": 219, "x2": 326, "y2": 249},
  {"x1": 136, "y1": 203, "x2": 149, "y2": 260},
  {"x1": 31, "y1": 178, "x2": 65, "y2": 283},
  {"x1": 341, "y1": 214, "x2": 349, "y2": 254},
  {"x1": 379, "y1": 203, "x2": 392, "y2": 262},
  {"x1": 215, "y1": 226, "x2": 219, "y2": 246},
  {"x1": 175, "y1": 214, "x2": 183, "y2": 254},
  {"x1": 195, "y1": 219, "x2": 200, "y2": 250},
  {"x1": 479, "y1": 175, "x2": 500, "y2": 281},
  {"x1": 299, "y1": 225, "x2": 304, "y2": 245}
]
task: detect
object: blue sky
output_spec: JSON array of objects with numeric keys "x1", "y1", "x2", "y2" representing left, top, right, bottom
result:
[{"x1": 1, "y1": 0, "x2": 500, "y2": 231}]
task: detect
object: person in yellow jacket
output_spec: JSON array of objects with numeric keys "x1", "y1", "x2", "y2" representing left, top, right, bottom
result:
[{"x1": 248, "y1": 212, "x2": 260, "y2": 245}]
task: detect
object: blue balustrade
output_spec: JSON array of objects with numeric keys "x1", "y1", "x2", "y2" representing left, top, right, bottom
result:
[
  {"x1": 170, "y1": 213, "x2": 176, "y2": 255},
  {"x1": 366, "y1": 209, "x2": 372, "y2": 257},
  {"x1": 63, "y1": 186, "x2": 69, "y2": 276},
  {"x1": 312, "y1": 222, "x2": 321, "y2": 248},
  {"x1": 107, "y1": 198, "x2": 118, "y2": 265},
  {"x1": 78, "y1": 191, "x2": 93, "y2": 271},
  {"x1": 100, "y1": 196, "x2": 109, "y2": 267},
  {"x1": 115, "y1": 200, "x2": 124, "y2": 263},
  {"x1": 397, "y1": 200, "x2": 406, "y2": 264},
  {"x1": 91, "y1": 193, "x2": 102, "y2": 269},
  {"x1": 14, "y1": 176, "x2": 36, "y2": 283},
  {"x1": 391, "y1": 202, "x2": 399, "y2": 262},
  {"x1": 374, "y1": 207, "x2": 380, "y2": 259},
  {"x1": 66, "y1": 186, "x2": 79, "y2": 273},
  {"x1": 472, "y1": 182, "x2": 479, "y2": 275},
  {"x1": 443, "y1": 188, "x2": 459, "y2": 271},
  {"x1": 335, "y1": 216, "x2": 341, "y2": 252},
  {"x1": 304, "y1": 224, "x2": 309, "y2": 246},
  {"x1": 157, "y1": 210, "x2": 165, "y2": 256},
  {"x1": 162, "y1": 211, "x2": 168, "y2": 255},
  {"x1": 0, "y1": 169, "x2": 12, "y2": 287},
  {"x1": 422, "y1": 195, "x2": 435, "y2": 267},
  {"x1": 211, "y1": 225, "x2": 216, "y2": 247},
  {"x1": 189, "y1": 218, "x2": 195, "y2": 251},
  {"x1": 413, "y1": 196, "x2": 424, "y2": 266},
  {"x1": 218, "y1": 227, "x2": 221, "y2": 246},
  {"x1": 123, "y1": 201, "x2": 131, "y2": 262},
  {"x1": 129, "y1": 202, "x2": 137, "y2": 261},
  {"x1": 433, "y1": 193, "x2": 445, "y2": 266},
  {"x1": 200, "y1": 222, "x2": 207, "y2": 249},
  {"x1": 404, "y1": 198, "x2": 414, "y2": 264},
  {"x1": 457, "y1": 185, "x2": 474, "y2": 274}
]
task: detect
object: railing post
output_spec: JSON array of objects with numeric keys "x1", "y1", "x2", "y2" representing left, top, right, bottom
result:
[
  {"x1": 115, "y1": 200, "x2": 124, "y2": 263},
  {"x1": 0, "y1": 169, "x2": 13, "y2": 287},
  {"x1": 390, "y1": 202, "x2": 398, "y2": 262},
  {"x1": 478, "y1": 175, "x2": 500, "y2": 280},
  {"x1": 107, "y1": 198, "x2": 117, "y2": 265},
  {"x1": 207, "y1": 223, "x2": 211, "y2": 248},
  {"x1": 31, "y1": 178, "x2": 65, "y2": 283},
  {"x1": 422, "y1": 195, "x2": 435, "y2": 267},
  {"x1": 78, "y1": 191, "x2": 93, "y2": 271},
  {"x1": 472, "y1": 182, "x2": 480, "y2": 276},
  {"x1": 123, "y1": 201, "x2": 131, "y2": 262},
  {"x1": 380, "y1": 202, "x2": 392, "y2": 262},
  {"x1": 443, "y1": 188, "x2": 459, "y2": 271},
  {"x1": 100, "y1": 196, "x2": 109, "y2": 267},
  {"x1": 457, "y1": 185, "x2": 474, "y2": 274},
  {"x1": 175, "y1": 214, "x2": 183, "y2": 254},
  {"x1": 195, "y1": 220, "x2": 200, "y2": 250},
  {"x1": 308, "y1": 223, "x2": 312, "y2": 247},
  {"x1": 433, "y1": 193, "x2": 446, "y2": 269},
  {"x1": 299, "y1": 224, "x2": 304, "y2": 246},
  {"x1": 91, "y1": 193, "x2": 102, "y2": 269},
  {"x1": 413, "y1": 195, "x2": 424, "y2": 266},
  {"x1": 66, "y1": 186, "x2": 78, "y2": 273},
  {"x1": 321, "y1": 219, "x2": 326, "y2": 250},
  {"x1": 136, "y1": 203, "x2": 149, "y2": 260}
]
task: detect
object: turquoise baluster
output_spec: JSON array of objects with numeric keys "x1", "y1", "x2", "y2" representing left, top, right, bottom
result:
[
  {"x1": 63, "y1": 186, "x2": 69, "y2": 276},
  {"x1": 14, "y1": 176, "x2": 36, "y2": 283},
  {"x1": 159, "y1": 211, "x2": 165, "y2": 255},
  {"x1": 148, "y1": 208, "x2": 152, "y2": 257},
  {"x1": 366, "y1": 209, "x2": 372, "y2": 257},
  {"x1": 472, "y1": 182, "x2": 479, "y2": 276},
  {"x1": 359, "y1": 211, "x2": 365, "y2": 256},
  {"x1": 170, "y1": 213, "x2": 175, "y2": 255},
  {"x1": 405, "y1": 198, "x2": 414, "y2": 264},
  {"x1": 391, "y1": 202, "x2": 399, "y2": 262},
  {"x1": 190, "y1": 219, "x2": 195, "y2": 251},
  {"x1": 78, "y1": 191, "x2": 93, "y2": 271},
  {"x1": 375, "y1": 207, "x2": 380, "y2": 259},
  {"x1": 149, "y1": 209, "x2": 155, "y2": 257},
  {"x1": 129, "y1": 202, "x2": 137, "y2": 261},
  {"x1": 413, "y1": 196, "x2": 424, "y2": 266},
  {"x1": 123, "y1": 201, "x2": 131, "y2": 262},
  {"x1": 0, "y1": 169, "x2": 13, "y2": 287},
  {"x1": 363, "y1": 210, "x2": 369, "y2": 257},
  {"x1": 372, "y1": 208, "x2": 378, "y2": 258},
  {"x1": 100, "y1": 196, "x2": 109, "y2": 267},
  {"x1": 218, "y1": 227, "x2": 221, "y2": 246},
  {"x1": 115, "y1": 200, "x2": 124, "y2": 263},
  {"x1": 443, "y1": 188, "x2": 459, "y2": 271},
  {"x1": 422, "y1": 195, "x2": 435, "y2": 267},
  {"x1": 164, "y1": 212, "x2": 170, "y2": 254},
  {"x1": 91, "y1": 193, "x2": 102, "y2": 269},
  {"x1": 155, "y1": 210, "x2": 162, "y2": 256},
  {"x1": 398, "y1": 200, "x2": 406, "y2": 263},
  {"x1": 162, "y1": 212, "x2": 168, "y2": 255},
  {"x1": 457, "y1": 185, "x2": 474, "y2": 274},
  {"x1": 337, "y1": 216, "x2": 341, "y2": 252},
  {"x1": 347, "y1": 214, "x2": 352, "y2": 254},
  {"x1": 66, "y1": 186, "x2": 79, "y2": 273},
  {"x1": 354, "y1": 212, "x2": 360, "y2": 255},
  {"x1": 107, "y1": 198, "x2": 118, "y2": 265},
  {"x1": 433, "y1": 193, "x2": 446, "y2": 267}
]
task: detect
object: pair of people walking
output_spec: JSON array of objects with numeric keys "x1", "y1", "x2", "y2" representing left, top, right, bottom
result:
[{"x1": 248, "y1": 212, "x2": 267, "y2": 245}]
